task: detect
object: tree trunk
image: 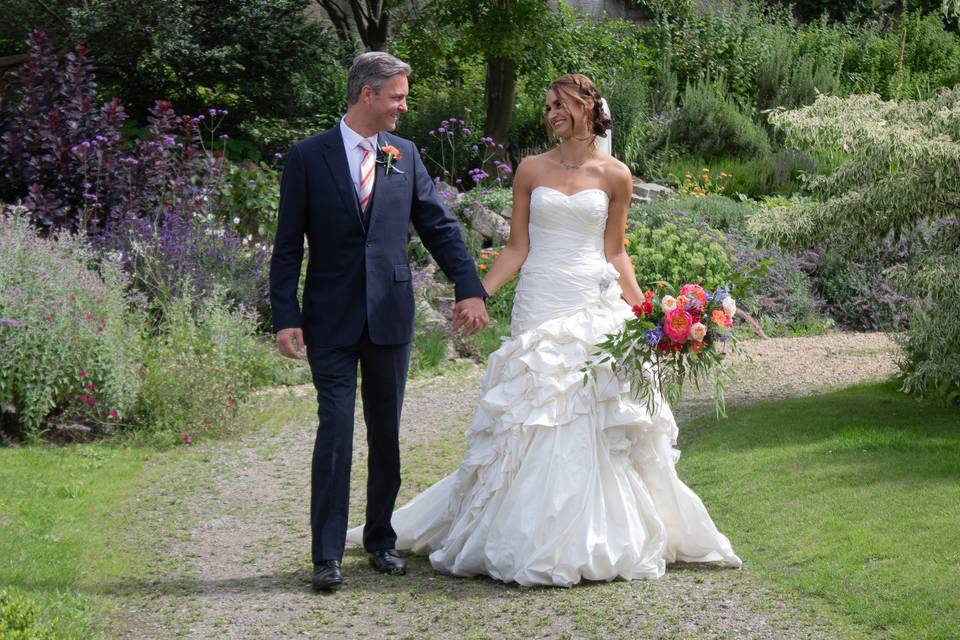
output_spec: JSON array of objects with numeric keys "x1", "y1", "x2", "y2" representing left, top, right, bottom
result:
[
  {"x1": 484, "y1": 56, "x2": 515, "y2": 152},
  {"x1": 351, "y1": 0, "x2": 389, "y2": 51},
  {"x1": 314, "y1": 0, "x2": 355, "y2": 47}
]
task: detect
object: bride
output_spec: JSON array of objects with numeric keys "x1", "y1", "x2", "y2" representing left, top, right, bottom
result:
[{"x1": 348, "y1": 73, "x2": 741, "y2": 586}]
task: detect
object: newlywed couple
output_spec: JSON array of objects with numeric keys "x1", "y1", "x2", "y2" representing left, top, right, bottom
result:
[{"x1": 269, "y1": 52, "x2": 741, "y2": 592}]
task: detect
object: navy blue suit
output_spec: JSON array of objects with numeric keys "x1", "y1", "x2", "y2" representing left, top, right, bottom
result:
[{"x1": 269, "y1": 125, "x2": 485, "y2": 562}]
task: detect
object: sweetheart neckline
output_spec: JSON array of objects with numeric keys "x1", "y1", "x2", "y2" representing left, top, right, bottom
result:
[{"x1": 532, "y1": 186, "x2": 610, "y2": 200}]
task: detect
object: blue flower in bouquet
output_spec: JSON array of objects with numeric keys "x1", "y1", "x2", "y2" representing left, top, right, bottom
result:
[
  {"x1": 710, "y1": 286, "x2": 729, "y2": 303},
  {"x1": 644, "y1": 326, "x2": 664, "y2": 346}
]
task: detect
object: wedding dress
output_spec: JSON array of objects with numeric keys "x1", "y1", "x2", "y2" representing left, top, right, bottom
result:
[{"x1": 347, "y1": 186, "x2": 741, "y2": 586}]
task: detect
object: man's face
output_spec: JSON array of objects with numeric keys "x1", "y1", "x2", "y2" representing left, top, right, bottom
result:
[{"x1": 364, "y1": 74, "x2": 408, "y2": 132}]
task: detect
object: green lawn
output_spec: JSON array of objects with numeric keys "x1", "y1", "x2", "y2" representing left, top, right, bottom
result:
[
  {"x1": 679, "y1": 380, "x2": 960, "y2": 640},
  {"x1": 0, "y1": 442, "x2": 166, "y2": 639},
  {"x1": 2, "y1": 380, "x2": 957, "y2": 638}
]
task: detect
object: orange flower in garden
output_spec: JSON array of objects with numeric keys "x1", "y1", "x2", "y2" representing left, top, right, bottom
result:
[
  {"x1": 711, "y1": 309, "x2": 726, "y2": 327},
  {"x1": 478, "y1": 264, "x2": 487, "y2": 271},
  {"x1": 676, "y1": 295, "x2": 688, "y2": 308}
]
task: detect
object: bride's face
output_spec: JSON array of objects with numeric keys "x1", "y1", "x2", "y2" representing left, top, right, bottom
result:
[{"x1": 545, "y1": 88, "x2": 592, "y2": 140}]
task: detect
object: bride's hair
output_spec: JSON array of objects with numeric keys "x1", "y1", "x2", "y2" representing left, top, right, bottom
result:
[{"x1": 545, "y1": 74, "x2": 611, "y2": 139}]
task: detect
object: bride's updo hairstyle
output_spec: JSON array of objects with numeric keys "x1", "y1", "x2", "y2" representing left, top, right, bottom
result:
[{"x1": 546, "y1": 73, "x2": 611, "y2": 139}]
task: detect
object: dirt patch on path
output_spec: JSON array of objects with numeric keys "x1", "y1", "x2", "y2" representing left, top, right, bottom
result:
[{"x1": 107, "y1": 332, "x2": 895, "y2": 639}]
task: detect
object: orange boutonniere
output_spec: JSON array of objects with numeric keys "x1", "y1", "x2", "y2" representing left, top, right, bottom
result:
[{"x1": 378, "y1": 144, "x2": 404, "y2": 174}]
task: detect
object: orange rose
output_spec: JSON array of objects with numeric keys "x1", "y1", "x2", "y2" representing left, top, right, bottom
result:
[
  {"x1": 711, "y1": 309, "x2": 726, "y2": 327},
  {"x1": 380, "y1": 144, "x2": 402, "y2": 159}
]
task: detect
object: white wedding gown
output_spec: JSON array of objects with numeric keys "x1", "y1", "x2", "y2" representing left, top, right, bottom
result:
[{"x1": 347, "y1": 186, "x2": 741, "y2": 586}]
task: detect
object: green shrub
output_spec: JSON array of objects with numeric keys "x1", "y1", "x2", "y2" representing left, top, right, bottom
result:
[
  {"x1": 217, "y1": 161, "x2": 281, "y2": 241},
  {"x1": 630, "y1": 197, "x2": 825, "y2": 333},
  {"x1": 0, "y1": 589, "x2": 56, "y2": 640},
  {"x1": 626, "y1": 221, "x2": 734, "y2": 290},
  {"x1": 669, "y1": 79, "x2": 770, "y2": 160},
  {"x1": 896, "y1": 244, "x2": 960, "y2": 404},
  {"x1": 633, "y1": 195, "x2": 750, "y2": 232},
  {"x1": 136, "y1": 285, "x2": 259, "y2": 439},
  {"x1": 0, "y1": 208, "x2": 143, "y2": 439}
]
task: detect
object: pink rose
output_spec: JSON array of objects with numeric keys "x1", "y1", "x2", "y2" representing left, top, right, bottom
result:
[{"x1": 663, "y1": 308, "x2": 693, "y2": 343}]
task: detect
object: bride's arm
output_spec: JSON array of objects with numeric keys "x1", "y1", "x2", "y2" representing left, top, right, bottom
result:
[
  {"x1": 480, "y1": 159, "x2": 532, "y2": 296},
  {"x1": 604, "y1": 164, "x2": 644, "y2": 306}
]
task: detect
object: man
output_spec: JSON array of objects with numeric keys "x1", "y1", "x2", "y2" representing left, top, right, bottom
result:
[{"x1": 269, "y1": 52, "x2": 489, "y2": 592}]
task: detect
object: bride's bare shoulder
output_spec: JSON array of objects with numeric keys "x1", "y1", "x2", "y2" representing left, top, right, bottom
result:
[
  {"x1": 598, "y1": 153, "x2": 632, "y2": 193},
  {"x1": 514, "y1": 151, "x2": 553, "y2": 185}
]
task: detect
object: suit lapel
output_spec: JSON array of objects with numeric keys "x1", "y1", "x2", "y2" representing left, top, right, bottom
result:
[{"x1": 320, "y1": 127, "x2": 366, "y2": 234}]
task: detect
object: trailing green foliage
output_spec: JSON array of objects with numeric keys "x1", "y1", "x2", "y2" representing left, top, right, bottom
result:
[{"x1": 751, "y1": 89, "x2": 960, "y2": 402}]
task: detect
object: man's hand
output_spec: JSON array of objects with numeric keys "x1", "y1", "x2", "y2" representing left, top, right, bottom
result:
[
  {"x1": 277, "y1": 327, "x2": 306, "y2": 360},
  {"x1": 451, "y1": 297, "x2": 489, "y2": 337}
]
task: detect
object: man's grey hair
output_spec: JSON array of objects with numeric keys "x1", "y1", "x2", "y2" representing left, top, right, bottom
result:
[{"x1": 347, "y1": 52, "x2": 412, "y2": 105}]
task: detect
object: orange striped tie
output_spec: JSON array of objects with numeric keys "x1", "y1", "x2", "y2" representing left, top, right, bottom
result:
[{"x1": 357, "y1": 139, "x2": 375, "y2": 212}]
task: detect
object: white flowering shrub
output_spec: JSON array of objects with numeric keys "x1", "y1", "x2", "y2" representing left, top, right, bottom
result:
[{"x1": 749, "y1": 88, "x2": 960, "y2": 403}]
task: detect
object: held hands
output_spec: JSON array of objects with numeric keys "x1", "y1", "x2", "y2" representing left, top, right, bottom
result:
[
  {"x1": 276, "y1": 327, "x2": 306, "y2": 360},
  {"x1": 451, "y1": 297, "x2": 490, "y2": 336}
]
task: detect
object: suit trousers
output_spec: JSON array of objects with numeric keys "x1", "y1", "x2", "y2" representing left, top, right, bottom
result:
[{"x1": 306, "y1": 324, "x2": 411, "y2": 563}]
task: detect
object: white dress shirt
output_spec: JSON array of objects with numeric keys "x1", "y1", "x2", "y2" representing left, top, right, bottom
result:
[{"x1": 339, "y1": 118, "x2": 379, "y2": 197}]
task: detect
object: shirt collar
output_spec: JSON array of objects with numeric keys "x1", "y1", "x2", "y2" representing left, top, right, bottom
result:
[{"x1": 340, "y1": 118, "x2": 378, "y2": 151}]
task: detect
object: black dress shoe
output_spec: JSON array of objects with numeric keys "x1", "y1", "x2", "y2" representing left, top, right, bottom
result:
[
  {"x1": 312, "y1": 560, "x2": 342, "y2": 591},
  {"x1": 368, "y1": 549, "x2": 406, "y2": 575}
]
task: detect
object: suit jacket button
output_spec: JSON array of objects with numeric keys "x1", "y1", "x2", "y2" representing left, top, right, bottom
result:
[{"x1": 365, "y1": 241, "x2": 371, "y2": 247}]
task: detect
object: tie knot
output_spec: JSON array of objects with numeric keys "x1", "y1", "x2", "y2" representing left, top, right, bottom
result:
[{"x1": 359, "y1": 139, "x2": 375, "y2": 152}]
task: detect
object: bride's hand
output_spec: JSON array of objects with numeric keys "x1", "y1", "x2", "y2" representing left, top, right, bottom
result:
[{"x1": 452, "y1": 298, "x2": 489, "y2": 336}]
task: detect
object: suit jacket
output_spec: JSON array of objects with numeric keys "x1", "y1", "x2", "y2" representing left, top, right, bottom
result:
[{"x1": 269, "y1": 125, "x2": 486, "y2": 347}]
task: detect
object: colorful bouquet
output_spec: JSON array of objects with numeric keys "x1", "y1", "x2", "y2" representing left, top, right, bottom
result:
[{"x1": 588, "y1": 283, "x2": 739, "y2": 417}]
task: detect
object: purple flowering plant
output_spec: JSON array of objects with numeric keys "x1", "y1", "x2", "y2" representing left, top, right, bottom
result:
[
  {"x1": 0, "y1": 31, "x2": 272, "y2": 317},
  {"x1": 421, "y1": 113, "x2": 513, "y2": 191}
]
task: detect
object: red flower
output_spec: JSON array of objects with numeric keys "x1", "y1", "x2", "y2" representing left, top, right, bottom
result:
[
  {"x1": 69, "y1": 294, "x2": 77, "y2": 302},
  {"x1": 226, "y1": 399, "x2": 235, "y2": 408},
  {"x1": 81, "y1": 395, "x2": 95, "y2": 406},
  {"x1": 108, "y1": 410, "x2": 119, "y2": 419},
  {"x1": 181, "y1": 434, "x2": 192, "y2": 445},
  {"x1": 641, "y1": 300, "x2": 654, "y2": 316},
  {"x1": 644, "y1": 290, "x2": 654, "y2": 299},
  {"x1": 632, "y1": 304, "x2": 644, "y2": 318},
  {"x1": 84, "y1": 312, "x2": 93, "y2": 321},
  {"x1": 79, "y1": 370, "x2": 88, "y2": 378},
  {"x1": 85, "y1": 382, "x2": 94, "y2": 391}
]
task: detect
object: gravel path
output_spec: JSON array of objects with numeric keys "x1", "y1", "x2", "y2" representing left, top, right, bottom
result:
[{"x1": 107, "y1": 331, "x2": 897, "y2": 640}]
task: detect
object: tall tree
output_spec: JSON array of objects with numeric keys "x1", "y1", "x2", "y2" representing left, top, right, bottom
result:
[
  {"x1": 313, "y1": 0, "x2": 409, "y2": 51},
  {"x1": 428, "y1": 0, "x2": 556, "y2": 148}
]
